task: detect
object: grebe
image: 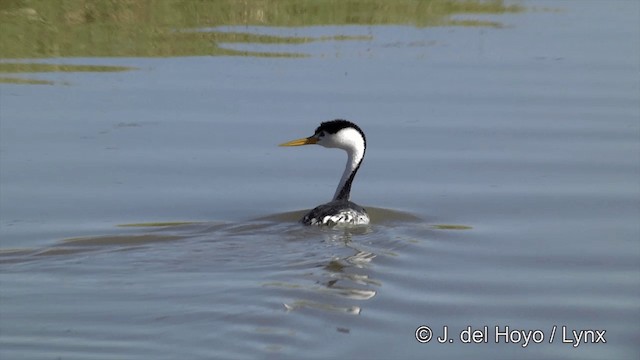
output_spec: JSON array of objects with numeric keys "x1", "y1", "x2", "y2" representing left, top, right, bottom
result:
[{"x1": 280, "y1": 119, "x2": 370, "y2": 226}]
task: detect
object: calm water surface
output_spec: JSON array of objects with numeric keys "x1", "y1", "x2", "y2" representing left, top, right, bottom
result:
[{"x1": 1, "y1": 1, "x2": 639, "y2": 359}]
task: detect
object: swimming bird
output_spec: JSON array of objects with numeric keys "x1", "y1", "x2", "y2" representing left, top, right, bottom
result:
[{"x1": 280, "y1": 119, "x2": 370, "y2": 226}]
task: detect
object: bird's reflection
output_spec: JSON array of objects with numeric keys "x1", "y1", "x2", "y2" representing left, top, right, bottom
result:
[{"x1": 279, "y1": 228, "x2": 380, "y2": 315}]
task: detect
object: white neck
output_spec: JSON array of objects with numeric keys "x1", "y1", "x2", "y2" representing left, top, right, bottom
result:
[
  {"x1": 333, "y1": 146, "x2": 364, "y2": 200},
  {"x1": 314, "y1": 127, "x2": 365, "y2": 201}
]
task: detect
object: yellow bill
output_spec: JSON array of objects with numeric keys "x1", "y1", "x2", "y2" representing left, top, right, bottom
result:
[{"x1": 279, "y1": 136, "x2": 318, "y2": 146}]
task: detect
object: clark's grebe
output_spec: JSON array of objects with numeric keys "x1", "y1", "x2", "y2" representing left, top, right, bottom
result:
[{"x1": 280, "y1": 119, "x2": 370, "y2": 226}]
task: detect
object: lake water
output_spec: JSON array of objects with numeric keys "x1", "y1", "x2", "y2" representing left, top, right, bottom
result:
[{"x1": 1, "y1": 0, "x2": 639, "y2": 359}]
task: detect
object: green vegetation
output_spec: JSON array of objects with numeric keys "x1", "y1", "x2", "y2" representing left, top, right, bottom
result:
[
  {"x1": 1, "y1": 0, "x2": 522, "y2": 59},
  {"x1": 0, "y1": 0, "x2": 522, "y2": 83}
]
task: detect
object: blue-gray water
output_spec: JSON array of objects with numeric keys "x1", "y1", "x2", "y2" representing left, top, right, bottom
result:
[{"x1": 1, "y1": 1, "x2": 639, "y2": 359}]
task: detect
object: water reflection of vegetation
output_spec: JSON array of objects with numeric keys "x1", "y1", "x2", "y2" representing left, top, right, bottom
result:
[
  {"x1": 117, "y1": 221, "x2": 200, "y2": 227},
  {"x1": 0, "y1": 63, "x2": 134, "y2": 73},
  {"x1": 431, "y1": 224, "x2": 473, "y2": 230},
  {"x1": 0, "y1": 76, "x2": 54, "y2": 85},
  {"x1": 0, "y1": 62, "x2": 135, "y2": 85}
]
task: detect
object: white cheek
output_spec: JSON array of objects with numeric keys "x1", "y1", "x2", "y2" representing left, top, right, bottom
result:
[
  {"x1": 318, "y1": 137, "x2": 338, "y2": 148},
  {"x1": 317, "y1": 128, "x2": 364, "y2": 151}
]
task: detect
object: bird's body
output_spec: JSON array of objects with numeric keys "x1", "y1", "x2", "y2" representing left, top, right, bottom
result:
[
  {"x1": 280, "y1": 119, "x2": 370, "y2": 226},
  {"x1": 302, "y1": 200, "x2": 369, "y2": 226}
]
